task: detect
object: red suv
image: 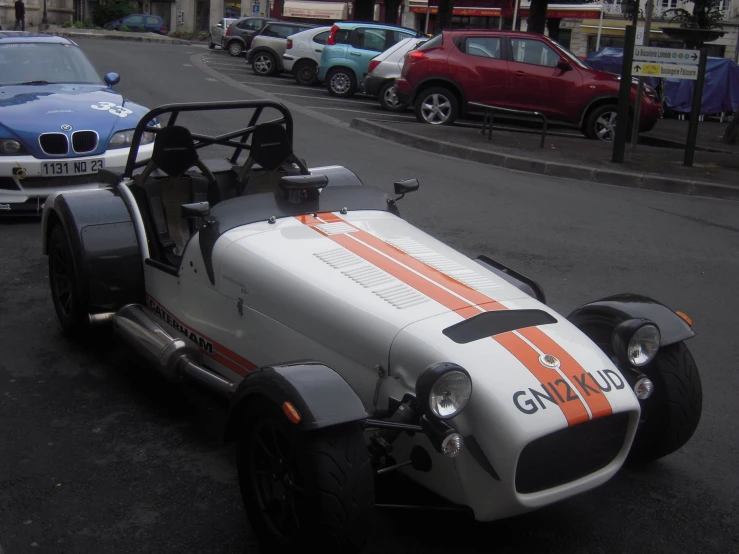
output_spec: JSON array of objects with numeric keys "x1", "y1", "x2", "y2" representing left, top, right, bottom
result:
[{"x1": 394, "y1": 30, "x2": 662, "y2": 141}]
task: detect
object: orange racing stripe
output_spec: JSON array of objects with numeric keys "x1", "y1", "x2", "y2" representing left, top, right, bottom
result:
[
  {"x1": 298, "y1": 214, "x2": 592, "y2": 425},
  {"x1": 317, "y1": 212, "x2": 613, "y2": 420}
]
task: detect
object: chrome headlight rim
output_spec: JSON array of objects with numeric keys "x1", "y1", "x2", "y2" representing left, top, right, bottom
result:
[
  {"x1": 611, "y1": 318, "x2": 661, "y2": 368},
  {"x1": 415, "y1": 362, "x2": 472, "y2": 420},
  {"x1": 0, "y1": 138, "x2": 25, "y2": 155},
  {"x1": 108, "y1": 125, "x2": 157, "y2": 150}
]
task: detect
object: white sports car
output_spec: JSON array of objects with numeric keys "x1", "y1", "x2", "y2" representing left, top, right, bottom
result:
[{"x1": 41, "y1": 100, "x2": 702, "y2": 553}]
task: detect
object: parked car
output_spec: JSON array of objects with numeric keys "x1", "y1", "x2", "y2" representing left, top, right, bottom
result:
[
  {"x1": 209, "y1": 17, "x2": 238, "y2": 50},
  {"x1": 394, "y1": 30, "x2": 662, "y2": 141},
  {"x1": 365, "y1": 37, "x2": 428, "y2": 111},
  {"x1": 246, "y1": 21, "x2": 318, "y2": 77},
  {"x1": 0, "y1": 34, "x2": 156, "y2": 216},
  {"x1": 282, "y1": 26, "x2": 332, "y2": 86},
  {"x1": 317, "y1": 22, "x2": 423, "y2": 98},
  {"x1": 224, "y1": 16, "x2": 279, "y2": 57},
  {"x1": 104, "y1": 14, "x2": 167, "y2": 34}
]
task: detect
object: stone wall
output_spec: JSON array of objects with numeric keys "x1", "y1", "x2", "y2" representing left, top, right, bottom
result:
[{"x1": 1, "y1": 0, "x2": 73, "y2": 28}]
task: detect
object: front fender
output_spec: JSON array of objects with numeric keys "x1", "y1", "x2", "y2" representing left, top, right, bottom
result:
[
  {"x1": 567, "y1": 293, "x2": 695, "y2": 347},
  {"x1": 225, "y1": 361, "x2": 369, "y2": 440}
]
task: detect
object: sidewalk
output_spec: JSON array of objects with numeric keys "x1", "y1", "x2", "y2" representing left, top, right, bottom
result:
[
  {"x1": 39, "y1": 24, "x2": 193, "y2": 45},
  {"x1": 642, "y1": 117, "x2": 739, "y2": 155},
  {"x1": 351, "y1": 117, "x2": 739, "y2": 201}
]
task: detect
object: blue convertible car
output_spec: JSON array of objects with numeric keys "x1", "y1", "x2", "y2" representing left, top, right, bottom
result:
[{"x1": 0, "y1": 33, "x2": 156, "y2": 215}]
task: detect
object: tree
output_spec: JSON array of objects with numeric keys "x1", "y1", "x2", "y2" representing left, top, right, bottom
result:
[
  {"x1": 91, "y1": 0, "x2": 134, "y2": 28},
  {"x1": 437, "y1": 0, "x2": 455, "y2": 31},
  {"x1": 527, "y1": 0, "x2": 599, "y2": 38},
  {"x1": 663, "y1": 0, "x2": 725, "y2": 30},
  {"x1": 384, "y1": 0, "x2": 400, "y2": 24}
]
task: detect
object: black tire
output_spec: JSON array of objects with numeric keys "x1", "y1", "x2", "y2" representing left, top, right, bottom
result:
[
  {"x1": 414, "y1": 86, "x2": 459, "y2": 125},
  {"x1": 379, "y1": 81, "x2": 407, "y2": 112},
  {"x1": 327, "y1": 67, "x2": 356, "y2": 98},
  {"x1": 293, "y1": 59, "x2": 317, "y2": 86},
  {"x1": 237, "y1": 398, "x2": 374, "y2": 553},
  {"x1": 584, "y1": 104, "x2": 626, "y2": 142},
  {"x1": 252, "y1": 51, "x2": 277, "y2": 76},
  {"x1": 48, "y1": 224, "x2": 90, "y2": 338},
  {"x1": 227, "y1": 40, "x2": 243, "y2": 57},
  {"x1": 627, "y1": 342, "x2": 702, "y2": 465},
  {"x1": 208, "y1": 35, "x2": 215, "y2": 49}
]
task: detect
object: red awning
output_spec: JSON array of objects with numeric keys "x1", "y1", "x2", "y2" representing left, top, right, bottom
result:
[{"x1": 409, "y1": 6, "x2": 502, "y2": 16}]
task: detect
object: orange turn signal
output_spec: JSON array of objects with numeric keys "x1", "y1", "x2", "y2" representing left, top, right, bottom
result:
[
  {"x1": 676, "y1": 311, "x2": 693, "y2": 327},
  {"x1": 282, "y1": 401, "x2": 301, "y2": 424}
]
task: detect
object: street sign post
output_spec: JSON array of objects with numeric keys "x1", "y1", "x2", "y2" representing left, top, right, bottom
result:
[
  {"x1": 612, "y1": 24, "x2": 636, "y2": 163},
  {"x1": 634, "y1": 46, "x2": 700, "y2": 64},
  {"x1": 684, "y1": 49, "x2": 709, "y2": 167},
  {"x1": 631, "y1": 62, "x2": 699, "y2": 80}
]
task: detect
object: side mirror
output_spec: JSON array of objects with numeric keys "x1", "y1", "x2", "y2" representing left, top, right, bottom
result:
[
  {"x1": 104, "y1": 72, "x2": 120, "y2": 87},
  {"x1": 217, "y1": 22, "x2": 223, "y2": 28},
  {"x1": 393, "y1": 178, "x2": 419, "y2": 201},
  {"x1": 556, "y1": 58, "x2": 572, "y2": 71},
  {"x1": 181, "y1": 201, "x2": 210, "y2": 218}
]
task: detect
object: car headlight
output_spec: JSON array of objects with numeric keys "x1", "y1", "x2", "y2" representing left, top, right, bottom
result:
[
  {"x1": 108, "y1": 129, "x2": 156, "y2": 149},
  {"x1": 416, "y1": 362, "x2": 472, "y2": 419},
  {"x1": 611, "y1": 319, "x2": 661, "y2": 367},
  {"x1": 0, "y1": 139, "x2": 25, "y2": 155}
]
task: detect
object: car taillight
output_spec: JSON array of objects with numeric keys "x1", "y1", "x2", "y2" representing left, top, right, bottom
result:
[
  {"x1": 286, "y1": 38, "x2": 293, "y2": 50},
  {"x1": 225, "y1": 26, "x2": 231, "y2": 36},
  {"x1": 161, "y1": 25, "x2": 166, "y2": 32},
  {"x1": 327, "y1": 25, "x2": 339, "y2": 45},
  {"x1": 368, "y1": 59, "x2": 380, "y2": 73},
  {"x1": 408, "y1": 51, "x2": 426, "y2": 61}
]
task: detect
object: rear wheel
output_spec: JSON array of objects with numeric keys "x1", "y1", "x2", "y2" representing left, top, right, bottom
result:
[
  {"x1": 228, "y1": 40, "x2": 243, "y2": 57},
  {"x1": 415, "y1": 87, "x2": 458, "y2": 125},
  {"x1": 238, "y1": 398, "x2": 374, "y2": 553},
  {"x1": 293, "y1": 59, "x2": 318, "y2": 86},
  {"x1": 252, "y1": 52, "x2": 277, "y2": 76},
  {"x1": 48, "y1": 224, "x2": 89, "y2": 338},
  {"x1": 379, "y1": 81, "x2": 406, "y2": 112},
  {"x1": 208, "y1": 34, "x2": 215, "y2": 49},
  {"x1": 327, "y1": 68, "x2": 356, "y2": 98}
]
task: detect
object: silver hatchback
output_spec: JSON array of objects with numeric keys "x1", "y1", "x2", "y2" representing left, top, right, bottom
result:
[{"x1": 246, "y1": 22, "x2": 317, "y2": 77}]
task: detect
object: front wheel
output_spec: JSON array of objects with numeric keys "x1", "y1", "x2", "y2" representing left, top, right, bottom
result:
[
  {"x1": 238, "y1": 398, "x2": 374, "y2": 553},
  {"x1": 627, "y1": 341, "x2": 702, "y2": 465},
  {"x1": 327, "y1": 68, "x2": 356, "y2": 98},
  {"x1": 227, "y1": 40, "x2": 243, "y2": 57},
  {"x1": 208, "y1": 34, "x2": 215, "y2": 49},
  {"x1": 415, "y1": 87, "x2": 459, "y2": 125},
  {"x1": 584, "y1": 104, "x2": 627, "y2": 142},
  {"x1": 252, "y1": 52, "x2": 277, "y2": 76},
  {"x1": 379, "y1": 81, "x2": 407, "y2": 112}
]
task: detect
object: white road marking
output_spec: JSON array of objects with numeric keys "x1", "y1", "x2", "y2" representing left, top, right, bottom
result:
[
  {"x1": 275, "y1": 92, "x2": 378, "y2": 105},
  {"x1": 206, "y1": 78, "x2": 218, "y2": 81},
  {"x1": 236, "y1": 81, "x2": 324, "y2": 90},
  {"x1": 305, "y1": 107, "x2": 413, "y2": 118},
  {"x1": 183, "y1": 63, "x2": 193, "y2": 67}
]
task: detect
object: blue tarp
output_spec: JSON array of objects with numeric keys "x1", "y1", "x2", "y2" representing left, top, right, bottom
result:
[{"x1": 585, "y1": 47, "x2": 739, "y2": 115}]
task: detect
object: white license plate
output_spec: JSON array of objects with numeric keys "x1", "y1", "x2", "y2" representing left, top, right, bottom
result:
[{"x1": 41, "y1": 159, "x2": 105, "y2": 177}]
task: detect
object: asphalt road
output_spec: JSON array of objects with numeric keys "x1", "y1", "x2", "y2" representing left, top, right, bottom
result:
[{"x1": 1, "y1": 38, "x2": 738, "y2": 554}]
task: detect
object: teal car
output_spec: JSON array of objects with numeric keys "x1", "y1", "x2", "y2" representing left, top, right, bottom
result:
[{"x1": 318, "y1": 22, "x2": 422, "y2": 98}]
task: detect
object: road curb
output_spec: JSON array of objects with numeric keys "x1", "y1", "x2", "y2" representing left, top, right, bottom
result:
[
  {"x1": 47, "y1": 30, "x2": 192, "y2": 45},
  {"x1": 350, "y1": 118, "x2": 739, "y2": 202}
]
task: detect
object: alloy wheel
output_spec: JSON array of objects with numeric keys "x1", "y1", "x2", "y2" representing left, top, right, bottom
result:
[
  {"x1": 595, "y1": 111, "x2": 617, "y2": 141},
  {"x1": 254, "y1": 54, "x2": 273, "y2": 74},
  {"x1": 330, "y1": 72, "x2": 351, "y2": 95},
  {"x1": 248, "y1": 418, "x2": 306, "y2": 540},
  {"x1": 383, "y1": 86, "x2": 402, "y2": 109},
  {"x1": 421, "y1": 93, "x2": 452, "y2": 124},
  {"x1": 229, "y1": 42, "x2": 242, "y2": 56}
]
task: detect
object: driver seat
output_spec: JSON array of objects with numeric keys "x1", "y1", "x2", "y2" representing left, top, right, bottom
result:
[{"x1": 132, "y1": 126, "x2": 217, "y2": 266}]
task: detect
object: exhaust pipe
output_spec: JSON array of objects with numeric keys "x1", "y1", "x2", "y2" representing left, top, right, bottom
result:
[{"x1": 110, "y1": 304, "x2": 236, "y2": 397}]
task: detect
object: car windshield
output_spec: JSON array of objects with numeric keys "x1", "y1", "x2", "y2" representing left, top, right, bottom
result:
[
  {"x1": 0, "y1": 43, "x2": 104, "y2": 86},
  {"x1": 550, "y1": 39, "x2": 591, "y2": 69}
]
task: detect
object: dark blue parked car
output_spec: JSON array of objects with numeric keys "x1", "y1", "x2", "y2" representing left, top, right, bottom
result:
[{"x1": 105, "y1": 14, "x2": 167, "y2": 34}]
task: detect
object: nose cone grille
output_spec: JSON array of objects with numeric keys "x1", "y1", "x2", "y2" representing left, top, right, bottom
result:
[
  {"x1": 39, "y1": 133, "x2": 69, "y2": 155},
  {"x1": 72, "y1": 131, "x2": 98, "y2": 153}
]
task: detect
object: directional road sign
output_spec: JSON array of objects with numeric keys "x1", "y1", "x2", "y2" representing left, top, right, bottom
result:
[
  {"x1": 631, "y1": 62, "x2": 698, "y2": 80},
  {"x1": 634, "y1": 46, "x2": 700, "y2": 65}
]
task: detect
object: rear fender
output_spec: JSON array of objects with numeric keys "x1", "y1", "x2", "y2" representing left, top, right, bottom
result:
[
  {"x1": 475, "y1": 255, "x2": 546, "y2": 304},
  {"x1": 224, "y1": 361, "x2": 369, "y2": 441},
  {"x1": 42, "y1": 188, "x2": 144, "y2": 313},
  {"x1": 567, "y1": 293, "x2": 695, "y2": 347}
]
